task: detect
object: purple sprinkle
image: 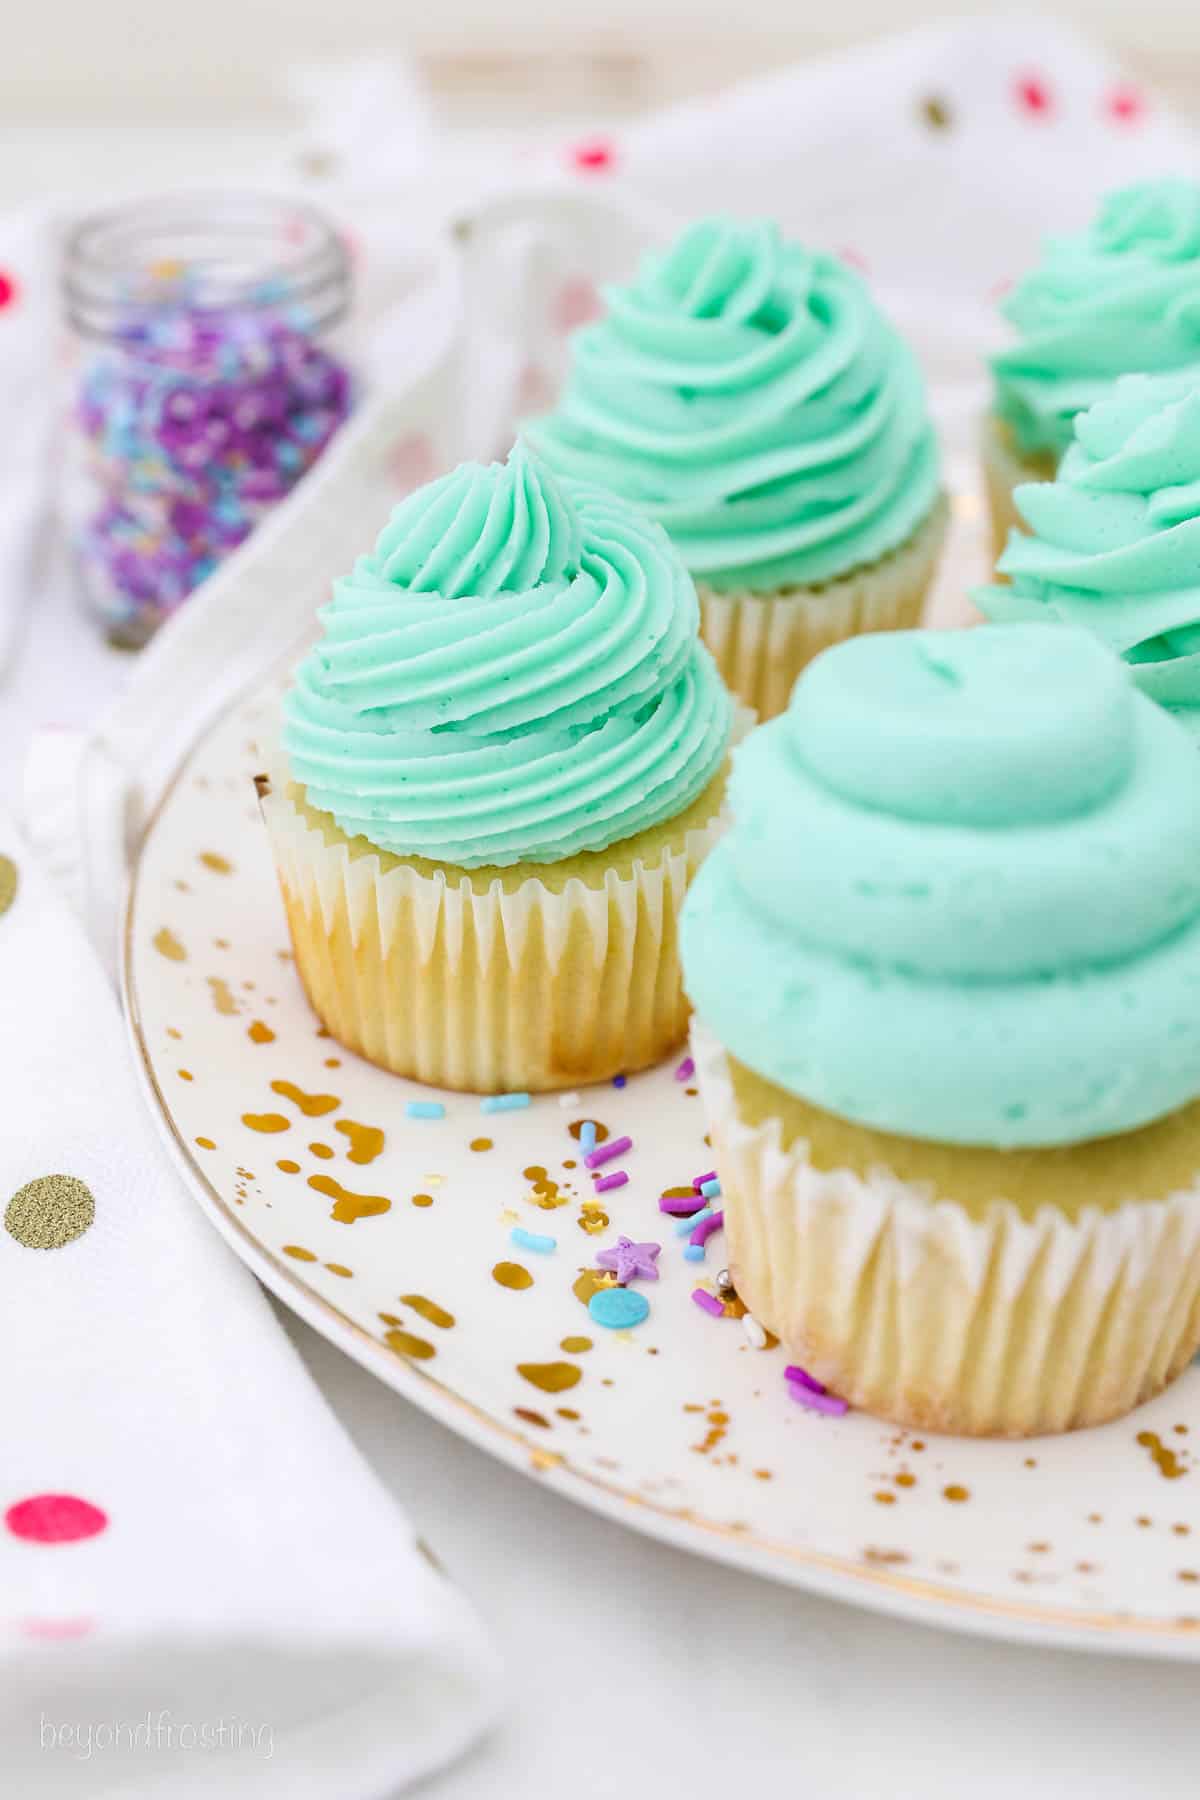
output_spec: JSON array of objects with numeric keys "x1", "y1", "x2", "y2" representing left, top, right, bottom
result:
[
  {"x1": 585, "y1": 1133, "x2": 632, "y2": 1171},
  {"x1": 592, "y1": 1171, "x2": 628, "y2": 1193},
  {"x1": 691, "y1": 1288, "x2": 725, "y2": 1318},
  {"x1": 692, "y1": 1170, "x2": 717, "y2": 1191},
  {"x1": 689, "y1": 1208, "x2": 725, "y2": 1248},
  {"x1": 674, "y1": 1056, "x2": 695, "y2": 1083},
  {"x1": 613, "y1": 1074, "x2": 627, "y2": 1088},
  {"x1": 658, "y1": 1193, "x2": 707, "y2": 1217},
  {"x1": 786, "y1": 1381, "x2": 849, "y2": 1418},
  {"x1": 784, "y1": 1364, "x2": 827, "y2": 1395}
]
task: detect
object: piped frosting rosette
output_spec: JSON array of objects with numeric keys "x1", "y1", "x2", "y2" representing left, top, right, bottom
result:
[
  {"x1": 985, "y1": 372, "x2": 1200, "y2": 738},
  {"x1": 284, "y1": 441, "x2": 730, "y2": 867},
  {"x1": 266, "y1": 443, "x2": 734, "y2": 1091},
  {"x1": 526, "y1": 217, "x2": 945, "y2": 718},
  {"x1": 681, "y1": 626, "x2": 1200, "y2": 1431},
  {"x1": 526, "y1": 217, "x2": 940, "y2": 593},
  {"x1": 993, "y1": 180, "x2": 1200, "y2": 462}
]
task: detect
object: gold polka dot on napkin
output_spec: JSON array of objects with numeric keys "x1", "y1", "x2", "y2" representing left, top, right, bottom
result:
[
  {"x1": 5, "y1": 1175, "x2": 95, "y2": 1250},
  {"x1": 0, "y1": 855, "x2": 17, "y2": 917}
]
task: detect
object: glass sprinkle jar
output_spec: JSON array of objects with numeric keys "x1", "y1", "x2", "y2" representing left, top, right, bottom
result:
[{"x1": 62, "y1": 192, "x2": 353, "y2": 648}]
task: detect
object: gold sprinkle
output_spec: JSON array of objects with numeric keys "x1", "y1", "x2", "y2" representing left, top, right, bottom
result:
[
  {"x1": 578, "y1": 1203, "x2": 609, "y2": 1236},
  {"x1": 401, "y1": 1293, "x2": 455, "y2": 1329},
  {"x1": 242, "y1": 1112, "x2": 290, "y2": 1134},
  {"x1": 921, "y1": 93, "x2": 953, "y2": 130},
  {"x1": 5, "y1": 1174, "x2": 95, "y2": 1250},
  {"x1": 308, "y1": 1173, "x2": 391, "y2": 1224},
  {"x1": 873, "y1": 1491, "x2": 896, "y2": 1506},
  {"x1": 195, "y1": 1137, "x2": 216, "y2": 1151},
  {"x1": 248, "y1": 1020, "x2": 275, "y2": 1044},
  {"x1": 557, "y1": 1407, "x2": 581, "y2": 1420},
  {"x1": 153, "y1": 927, "x2": 186, "y2": 961},
  {"x1": 560, "y1": 1336, "x2": 592, "y2": 1354},
  {"x1": 336, "y1": 1120, "x2": 385, "y2": 1165},
  {"x1": 0, "y1": 854, "x2": 18, "y2": 916},
  {"x1": 283, "y1": 1244, "x2": 317, "y2": 1262},
  {"x1": 199, "y1": 851, "x2": 232, "y2": 874},
  {"x1": 943, "y1": 1484, "x2": 970, "y2": 1504},
  {"x1": 894, "y1": 1472, "x2": 916, "y2": 1489},
  {"x1": 515, "y1": 1407, "x2": 551, "y2": 1429},
  {"x1": 178, "y1": 1069, "x2": 194, "y2": 1082},
  {"x1": 309, "y1": 1142, "x2": 334, "y2": 1159},
  {"x1": 493, "y1": 1261, "x2": 534, "y2": 1290},
  {"x1": 276, "y1": 1159, "x2": 300, "y2": 1174},
  {"x1": 411, "y1": 1192, "x2": 434, "y2": 1208},
  {"x1": 325, "y1": 1263, "x2": 353, "y2": 1278},
  {"x1": 573, "y1": 1268, "x2": 616, "y2": 1305},
  {"x1": 271, "y1": 1079, "x2": 339, "y2": 1117},
  {"x1": 517, "y1": 1361, "x2": 581, "y2": 1394},
  {"x1": 385, "y1": 1328, "x2": 435, "y2": 1361},
  {"x1": 470, "y1": 1136, "x2": 493, "y2": 1152}
]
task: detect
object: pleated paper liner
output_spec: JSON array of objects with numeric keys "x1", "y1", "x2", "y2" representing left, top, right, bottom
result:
[
  {"x1": 696, "y1": 494, "x2": 949, "y2": 722},
  {"x1": 260, "y1": 759, "x2": 742, "y2": 1094},
  {"x1": 692, "y1": 1023, "x2": 1200, "y2": 1438},
  {"x1": 980, "y1": 414, "x2": 1057, "y2": 565}
]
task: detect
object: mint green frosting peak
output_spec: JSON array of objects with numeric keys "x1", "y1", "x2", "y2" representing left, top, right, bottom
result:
[
  {"x1": 681, "y1": 624, "x2": 1200, "y2": 1148},
  {"x1": 284, "y1": 442, "x2": 732, "y2": 868},
  {"x1": 982, "y1": 371, "x2": 1200, "y2": 735},
  {"x1": 524, "y1": 216, "x2": 941, "y2": 593},
  {"x1": 992, "y1": 180, "x2": 1200, "y2": 460}
]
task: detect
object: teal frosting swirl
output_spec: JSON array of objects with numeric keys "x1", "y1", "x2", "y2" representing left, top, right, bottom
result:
[
  {"x1": 681, "y1": 624, "x2": 1200, "y2": 1148},
  {"x1": 524, "y1": 217, "x2": 941, "y2": 593},
  {"x1": 993, "y1": 180, "x2": 1200, "y2": 460},
  {"x1": 283, "y1": 443, "x2": 732, "y2": 867},
  {"x1": 983, "y1": 371, "x2": 1200, "y2": 737}
]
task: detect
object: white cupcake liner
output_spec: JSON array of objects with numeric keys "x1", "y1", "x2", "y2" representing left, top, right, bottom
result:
[
  {"x1": 696, "y1": 495, "x2": 948, "y2": 722},
  {"x1": 692, "y1": 1022, "x2": 1200, "y2": 1436},
  {"x1": 980, "y1": 413, "x2": 1057, "y2": 563},
  {"x1": 258, "y1": 751, "x2": 744, "y2": 1093}
]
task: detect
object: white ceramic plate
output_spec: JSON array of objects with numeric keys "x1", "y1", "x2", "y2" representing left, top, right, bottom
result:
[{"x1": 124, "y1": 679, "x2": 1200, "y2": 1661}]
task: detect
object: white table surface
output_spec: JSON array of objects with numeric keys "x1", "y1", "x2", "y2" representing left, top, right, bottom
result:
[{"x1": 7, "y1": 122, "x2": 1200, "y2": 1800}]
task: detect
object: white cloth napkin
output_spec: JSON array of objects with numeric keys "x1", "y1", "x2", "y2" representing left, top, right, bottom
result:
[{"x1": 0, "y1": 807, "x2": 500, "y2": 1797}]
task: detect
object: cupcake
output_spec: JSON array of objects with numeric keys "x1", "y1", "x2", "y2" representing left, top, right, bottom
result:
[
  {"x1": 262, "y1": 442, "x2": 734, "y2": 1092},
  {"x1": 681, "y1": 624, "x2": 1200, "y2": 1437},
  {"x1": 986, "y1": 179, "x2": 1200, "y2": 556},
  {"x1": 981, "y1": 371, "x2": 1200, "y2": 740},
  {"x1": 525, "y1": 217, "x2": 945, "y2": 722}
]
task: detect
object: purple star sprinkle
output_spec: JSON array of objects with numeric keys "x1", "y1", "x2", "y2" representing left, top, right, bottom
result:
[{"x1": 594, "y1": 1235, "x2": 661, "y2": 1284}]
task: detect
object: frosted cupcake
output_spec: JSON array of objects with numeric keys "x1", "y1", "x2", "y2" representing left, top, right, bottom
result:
[
  {"x1": 526, "y1": 217, "x2": 945, "y2": 722},
  {"x1": 986, "y1": 179, "x2": 1200, "y2": 556},
  {"x1": 982, "y1": 371, "x2": 1200, "y2": 740},
  {"x1": 263, "y1": 442, "x2": 733, "y2": 1092},
  {"x1": 682, "y1": 624, "x2": 1200, "y2": 1437}
]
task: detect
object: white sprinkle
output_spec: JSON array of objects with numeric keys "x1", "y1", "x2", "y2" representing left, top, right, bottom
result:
[
  {"x1": 742, "y1": 1313, "x2": 768, "y2": 1350},
  {"x1": 557, "y1": 1090, "x2": 582, "y2": 1109}
]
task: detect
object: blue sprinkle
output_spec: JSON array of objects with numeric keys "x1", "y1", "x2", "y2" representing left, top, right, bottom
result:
[
  {"x1": 580, "y1": 1120, "x2": 597, "y2": 1156},
  {"x1": 510, "y1": 1227, "x2": 557, "y2": 1255},
  {"x1": 700, "y1": 1178, "x2": 722, "y2": 1199},
  {"x1": 683, "y1": 1244, "x2": 706, "y2": 1262},
  {"x1": 481, "y1": 1092, "x2": 531, "y2": 1114},
  {"x1": 613, "y1": 1074, "x2": 627, "y2": 1088},
  {"x1": 406, "y1": 1100, "x2": 445, "y2": 1120},
  {"x1": 589, "y1": 1286, "x2": 650, "y2": 1330},
  {"x1": 676, "y1": 1207, "x2": 711, "y2": 1237}
]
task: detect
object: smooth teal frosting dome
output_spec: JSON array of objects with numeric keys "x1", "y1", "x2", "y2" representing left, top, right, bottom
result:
[
  {"x1": 283, "y1": 443, "x2": 732, "y2": 867},
  {"x1": 983, "y1": 371, "x2": 1200, "y2": 737},
  {"x1": 681, "y1": 625, "x2": 1200, "y2": 1148},
  {"x1": 993, "y1": 180, "x2": 1200, "y2": 461},
  {"x1": 524, "y1": 216, "x2": 941, "y2": 593}
]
